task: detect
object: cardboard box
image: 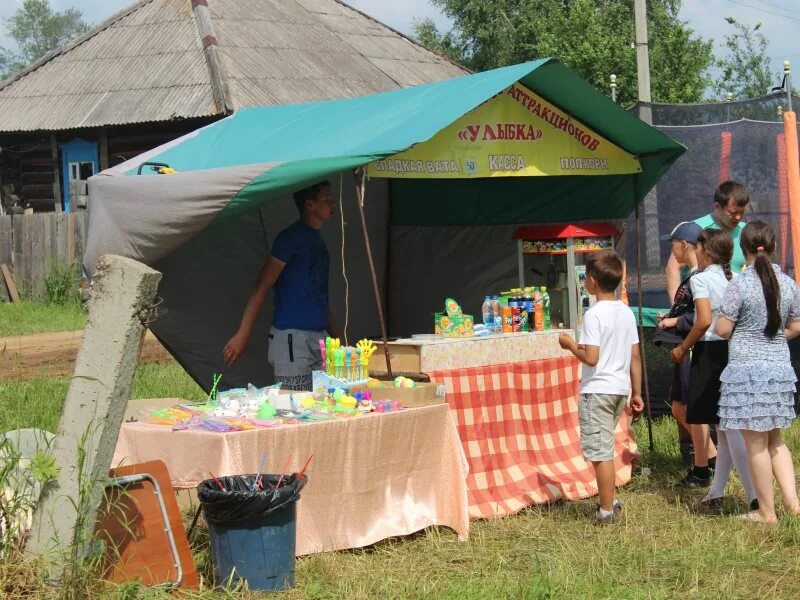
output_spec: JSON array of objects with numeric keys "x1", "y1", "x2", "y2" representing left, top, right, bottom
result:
[
  {"x1": 434, "y1": 312, "x2": 474, "y2": 337},
  {"x1": 354, "y1": 382, "x2": 447, "y2": 408}
]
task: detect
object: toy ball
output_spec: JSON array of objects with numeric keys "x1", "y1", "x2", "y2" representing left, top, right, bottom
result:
[
  {"x1": 366, "y1": 378, "x2": 384, "y2": 389},
  {"x1": 340, "y1": 395, "x2": 357, "y2": 409},
  {"x1": 333, "y1": 388, "x2": 346, "y2": 401},
  {"x1": 301, "y1": 396, "x2": 316, "y2": 410}
]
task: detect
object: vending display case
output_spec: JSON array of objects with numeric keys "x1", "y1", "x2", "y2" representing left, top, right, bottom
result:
[{"x1": 512, "y1": 223, "x2": 620, "y2": 332}]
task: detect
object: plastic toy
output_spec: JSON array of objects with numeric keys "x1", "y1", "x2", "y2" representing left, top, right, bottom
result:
[
  {"x1": 356, "y1": 338, "x2": 377, "y2": 379},
  {"x1": 393, "y1": 376, "x2": 416, "y2": 388},
  {"x1": 257, "y1": 402, "x2": 277, "y2": 419}
]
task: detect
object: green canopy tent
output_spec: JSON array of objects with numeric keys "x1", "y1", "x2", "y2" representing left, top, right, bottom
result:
[{"x1": 86, "y1": 58, "x2": 684, "y2": 448}]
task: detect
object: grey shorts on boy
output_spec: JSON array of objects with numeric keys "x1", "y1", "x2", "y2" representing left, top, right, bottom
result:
[
  {"x1": 579, "y1": 393, "x2": 628, "y2": 462},
  {"x1": 268, "y1": 327, "x2": 325, "y2": 390}
]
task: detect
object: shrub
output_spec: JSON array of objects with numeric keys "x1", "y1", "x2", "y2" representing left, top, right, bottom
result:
[{"x1": 43, "y1": 262, "x2": 82, "y2": 306}]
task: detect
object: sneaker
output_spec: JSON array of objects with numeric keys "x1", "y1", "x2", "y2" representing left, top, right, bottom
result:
[
  {"x1": 678, "y1": 471, "x2": 712, "y2": 488},
  {"x1": 596, "y1": 500, "x2": 623, "y2": 514},
  {"x1": 594, "y1": 510, "x2": 618, "y2": 525}
]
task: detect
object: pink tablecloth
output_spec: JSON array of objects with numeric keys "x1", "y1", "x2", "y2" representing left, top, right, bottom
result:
[{"x1": 113, "y1": 404, "x2": 469, "y2": 555}]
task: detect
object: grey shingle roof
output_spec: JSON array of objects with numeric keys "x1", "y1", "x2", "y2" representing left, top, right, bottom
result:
[{"x1": 0, "y1": 0, "x2": 468, "y2": 132}]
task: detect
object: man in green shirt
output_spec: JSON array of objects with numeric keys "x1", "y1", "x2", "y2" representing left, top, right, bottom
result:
[{"x1": 665, "y1": 180, "x2": 749, "y2": 302}]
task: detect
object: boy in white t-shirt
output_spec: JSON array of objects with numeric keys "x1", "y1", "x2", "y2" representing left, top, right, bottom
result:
[{"x1": 559, "y1": 252, "x2": 643, "y2": 524}]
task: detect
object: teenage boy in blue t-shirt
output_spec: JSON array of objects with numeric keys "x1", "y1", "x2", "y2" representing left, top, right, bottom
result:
[
  {"x1": 665, "y1": 180, "x2": 749, "y2": 302},
  {"x1": 223, "y1": 181, "x2": 339, "y2": 390}
]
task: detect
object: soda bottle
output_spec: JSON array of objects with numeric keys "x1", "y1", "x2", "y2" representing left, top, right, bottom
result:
[
  {"x1": 533, "y1": 287, "x2": 544, "y2": 331},
  {"x1": 482, "y1": 295, "x2": 494, "y2": 328},
  {"x1": 502, "y1": 306, "x2": 513, "y2": 333},
  {"x1": 511, "y1": 306, "x2": 521, "y2": 332},
  {"x1": 492, "y1": 295, "x2": 502, "y2": 333},
  {"x1": 541, "y1": 286, "x2": 551, "y2": 329},
  {"x1": 519, "y1": 289, "x2": 530, "y2": 332}
]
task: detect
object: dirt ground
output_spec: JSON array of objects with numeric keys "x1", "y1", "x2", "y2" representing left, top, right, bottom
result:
[{"x1": 0, "y1": 329, "x2": 172, "y2": 380}]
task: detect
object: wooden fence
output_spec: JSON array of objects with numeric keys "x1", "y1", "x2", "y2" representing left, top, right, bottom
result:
[{"x1": 0, "y1": 212, "x2": 88, "y2": 300}]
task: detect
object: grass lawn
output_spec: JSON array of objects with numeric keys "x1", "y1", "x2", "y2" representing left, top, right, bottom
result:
[
  {"x1": 3, "y1": 363, "x2": 800, "y2": 599},
  {"x1": 0, "y1": 301, "x2": 86, "y2": 337}
]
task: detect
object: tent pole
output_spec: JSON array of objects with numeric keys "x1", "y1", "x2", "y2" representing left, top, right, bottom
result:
[
  {"x1": 354, "y1": 169, "x2": 394, "y2": 379},
  {"x1": 634, "y1": 180, "x2": 655, "y2": 452}
]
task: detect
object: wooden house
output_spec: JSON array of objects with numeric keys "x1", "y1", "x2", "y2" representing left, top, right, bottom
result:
[{"x1": 0, "y1": 0, "x2": 467, "y2": 213}]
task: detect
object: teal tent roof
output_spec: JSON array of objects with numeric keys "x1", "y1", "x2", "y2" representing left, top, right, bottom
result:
[{"x1": 112, "y1": 57, "x2": 684, "y2": 225}]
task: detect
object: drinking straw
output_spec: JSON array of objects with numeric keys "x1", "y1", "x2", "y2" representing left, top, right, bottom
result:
[
  {"x1": 207, "y1": 373, "x2": 223, "y2": 403},
  {"x1": 253, "y1": 450, "x2": 268, "y2": 491},
  {"x1": 297, "y1": 453, "x2": 314, "y2": 478},
  {"x1": 209, "y1": 471, "x2": 225, "y2": 491},
  {"x1": 272, "y1": 454, "x2": 292, "y2": 499}
]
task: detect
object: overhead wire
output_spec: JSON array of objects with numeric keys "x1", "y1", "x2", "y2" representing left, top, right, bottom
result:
[{"x1": 724, "y1": 0, "x2": 800, "y2": 22}]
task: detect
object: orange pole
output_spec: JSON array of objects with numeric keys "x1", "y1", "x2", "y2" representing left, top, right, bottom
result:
[
  {"x1": 785, "y1": 112, "x2": 800, "y2": 282},
  {"x1": 777, "y1": 133, "x2": 789, "y2": 269},
  {"x1": 719, "y1": 131, "x2": 732, "y2": 183}
]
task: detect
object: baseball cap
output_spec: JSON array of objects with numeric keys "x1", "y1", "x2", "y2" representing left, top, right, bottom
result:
[{"x1": 660, "y1": 221, "x2": 703, "y2": 244}]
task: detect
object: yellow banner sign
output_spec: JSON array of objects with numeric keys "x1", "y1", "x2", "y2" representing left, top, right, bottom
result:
[{"x1": 368, "y1": 83, "x2": 641, "y2": 179}]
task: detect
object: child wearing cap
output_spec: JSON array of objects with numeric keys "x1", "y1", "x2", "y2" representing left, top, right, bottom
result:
[{"x1": 658, "y1": 222, "x2": 719, "y2": 485}]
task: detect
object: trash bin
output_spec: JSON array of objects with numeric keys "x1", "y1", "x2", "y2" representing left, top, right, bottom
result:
[{"x1": 198, "y1": 473, "x2": 307, "y2": 591}]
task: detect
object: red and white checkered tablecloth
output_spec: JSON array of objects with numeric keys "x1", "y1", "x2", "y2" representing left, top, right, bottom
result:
[{"x1": 429, "y1": 356, "x2": 638, "y2": 519}]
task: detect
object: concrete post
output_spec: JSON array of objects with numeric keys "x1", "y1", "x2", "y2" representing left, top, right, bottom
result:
[
  {"x1": 27, "y1": 255, "x2": 161, "y2": 563},
  {"x1": 634, "y1": 0, "x2": 660, "y2": 269}
]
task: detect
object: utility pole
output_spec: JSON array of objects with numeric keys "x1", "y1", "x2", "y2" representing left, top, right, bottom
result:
[
  {"x1": 634, "y1": 0, "x2": 652, "y2": 124},
  {"x1": 633, "y1": 0, "x2": 659, "y2": 268},
  {"x1": 726, "y1": 91, "x2": 733, "y2": 122}
]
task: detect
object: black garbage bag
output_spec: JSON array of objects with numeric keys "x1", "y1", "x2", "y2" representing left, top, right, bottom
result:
[{"x1": 198, "y1": 473, "x2": 307, "y2": 527}]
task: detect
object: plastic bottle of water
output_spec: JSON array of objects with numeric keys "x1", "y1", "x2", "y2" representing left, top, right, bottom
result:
[
  {"x1": 541, "y1": 286, "x2": 551, "y2": 329},
  {"x1": 482, "y1": 295, "x2": 494, "y2": 329},
  {"x1": 492, "y1": 295, "x2": 502, "y2": 333}
]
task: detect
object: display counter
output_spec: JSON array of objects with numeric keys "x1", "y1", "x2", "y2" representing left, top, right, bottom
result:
[{"x1": 372, "y1": 331, "x2": 638, "y2": 519}]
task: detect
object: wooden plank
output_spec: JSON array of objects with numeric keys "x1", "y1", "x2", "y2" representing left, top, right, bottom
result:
[
  {"x1": 32, "y1": 216, "x2": 46, "y2": 299},
  {"x1": 75, "y1": 211, "x2": 87, "y2": 265},
  {"x1": 50, "y1": 134, "x2": 62, "y2": 213},
  {"x1": 99, "y1": 129, "x2": 109, "y2": 171},
  {"x1": 67, "y1": 212, "x2": 76, "y2": 262},
  {"x1": 0, "y1": 217, "x2": 11, "y2": 266},
  {"x1": 57, "y1": 213, "x2": 68, "y2": 264},
  {"x1": 12, "y1": 215, "x2": 23, "y2": 297},
  {"x1": 1, "y1": 264, "x2": 21, "y2": 303},
  {"x1": 42, "y1": 214, "x2": 53, "y2": 289},
  {"x1": 24, "y1": 215, "x2": 35, "y2": 299}
]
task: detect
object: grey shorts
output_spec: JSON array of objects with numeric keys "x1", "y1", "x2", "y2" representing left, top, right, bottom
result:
[
  {"x1": 579, "y1": 393, "x2": 628, "y2": 462},
  {"x1": 267, "y1": 327, "x2": 325, "y2": 378}
]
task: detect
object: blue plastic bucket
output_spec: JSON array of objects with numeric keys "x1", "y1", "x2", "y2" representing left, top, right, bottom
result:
[
  {"x1": 198, "y1": 473, "x2": 306, "y2": 592},
  {"x1": 207, "y1": 500, "x2": 296, "y2": 591}
]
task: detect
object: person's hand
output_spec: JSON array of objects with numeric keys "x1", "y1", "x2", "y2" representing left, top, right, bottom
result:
[
  {"x1": 630, "y1": 394, "x2": 644, "y2": 422},
  {"x1": 658, "y1": 317, "x2": 678, "y2": 330},
  {"x1": 223, "y1": 331, "x2": 249, "y2": 366},
  {"x1": 559, "y1": 334, "x2": 576, "y2": 352},
  {"x1": 671, "y1": 345, "x2": 687, "y2": 365}
]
